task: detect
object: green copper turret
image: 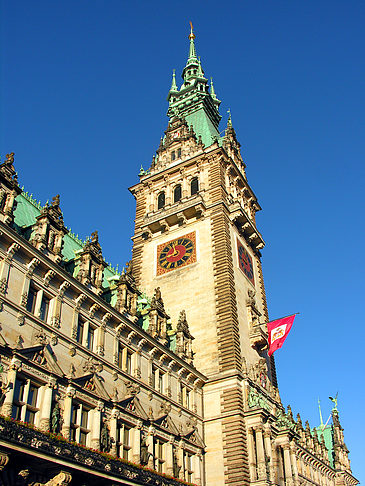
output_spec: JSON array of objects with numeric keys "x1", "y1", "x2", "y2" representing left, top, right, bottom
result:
[{"x1": 167, "y1": 24, "x2": 222, "y2": 148}]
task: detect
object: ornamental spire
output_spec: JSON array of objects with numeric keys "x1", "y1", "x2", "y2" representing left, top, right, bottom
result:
[
  {"x1": 188, "y1": 21, "x2": 197, "y2": 61},
  {"x1": 169, "y1": 69, "x2": 178, "y2": 93}
]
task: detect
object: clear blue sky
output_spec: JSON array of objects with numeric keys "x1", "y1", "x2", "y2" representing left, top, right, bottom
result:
[{"x1": 1, "y1": 1, "x2": 364, "y2": 481}]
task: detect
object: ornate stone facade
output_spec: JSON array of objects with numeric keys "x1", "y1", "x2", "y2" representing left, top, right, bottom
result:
[{"x1": 0, "y1": 26, "x2": 358, "y2": 486}]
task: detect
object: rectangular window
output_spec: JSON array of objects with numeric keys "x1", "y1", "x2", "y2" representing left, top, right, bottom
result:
[
  {"x1": 186, "y1": 453, "x2": 193, "y2": 482},
  {"x1": 26, "y1": 286, "x2": 37, "y2": 314},
  {"x1": 12, "y1": 379, "x2": 39, "y2": 424},
  {"x1": 177, "y1": 148, "x2": 181, "y2": 158},
  {"x1": 87, "y1": 326, "x2": 95, "y2": 351},
  {"x1": 158, "y1": 371, "x2": 164, "y2": 394},
  {"x1": 117, "y1": 423, "x2": 131, "y2": 459},
  {"x1": 155, "y1": 438, "x2": 165, "y2": 473},
  {"x1": 70, "y1": 403, "x2": 90, "y2": 445},
  {"x1": 76, "y1": 317, "x2": 84, "y2": 344},
  {"x1": 126, "y1": 350, "x2": 132, "y2": 375},
  {"x1": 123, "y1": 426, "x2": 130, "y2": 460},
  {"x1": 39, "y1": 295, "x2": 50, "y2": 321},
  {"x1": 171, "y1": 151, "x2": 176, "y2": 161},
  {"x1": 118, "y1": 343, "x2": 123, "y2": 369}
]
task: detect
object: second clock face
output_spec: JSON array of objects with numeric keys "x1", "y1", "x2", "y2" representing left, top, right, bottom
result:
[
  {"x1": 237, "y1": 239, "x2": 255, "y2": 285},
  {"x1": 157, "y1": 232, "x2": 196, "y2": 275}
]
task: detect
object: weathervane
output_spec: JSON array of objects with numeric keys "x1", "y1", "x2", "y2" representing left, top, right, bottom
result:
[{"x1": 189, "y1": 21, "x2": 195, "y2": 40}]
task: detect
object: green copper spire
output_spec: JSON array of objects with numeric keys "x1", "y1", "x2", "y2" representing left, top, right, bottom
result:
[
  {"x1": 210, "y1": 78, "x2": 217, "y2": 99},
  {"x1": 188, "y1": 22, "x2": 198, "y2": 62},
  {"x1": 227, "y1": 108, "x2": 232, "y2": 127},
  {"x1": 169, "y1": 69, "x2": 178, "y2": 92},
  {"x1": 167, "y1": 24, "x2": 222, "y2": 148}
]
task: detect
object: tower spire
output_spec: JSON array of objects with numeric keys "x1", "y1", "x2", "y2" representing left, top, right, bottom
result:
[
  {"x1": 188, "y1": 21, "x2": 197, "y2": 61},
  {"x1": 169, "y1": 69, "x2": 178, "y2": 92}
]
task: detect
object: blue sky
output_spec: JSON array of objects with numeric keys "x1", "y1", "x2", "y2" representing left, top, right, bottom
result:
[{"x1": 1, "y1": 0, "x2": 364, "y2": 481}]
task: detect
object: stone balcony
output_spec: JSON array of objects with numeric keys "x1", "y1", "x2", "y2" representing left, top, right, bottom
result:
[
  {"x1": 0, "y1": 416, "x2": 196, "y2": 486},
  {"x1": 141, "y1": 194, "x2": 206, "y2": 236}
]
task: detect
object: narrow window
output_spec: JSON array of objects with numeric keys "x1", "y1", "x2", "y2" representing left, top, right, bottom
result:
[
  {"x1": 26, "y1": 285, "x2": 37, "y2": 314},
  {"x1": 76, "y1": 317, "x2": 84, "y2": 344},
  {"x1": 123, "y1": 426, "x2": 130, "y2": 459},
  {"x1": 177, "y1": 148, "x2": 182, "y2": 158},
  {"x1": 25, "y1": 384, "x2": 38, "y2": 424},
  {"x1": 171, "y1": 151, "x2": 176, "y2": 161},
  {"x1": 87, "y1": 326, "x2": 95, "y2": 351},
  {"x1": 12, "y1": 378, "x2": 25, "y2": 420},
  {"x1": 126, "y1": 350, "x2": 132, "y2": 375},
  {"x1": 156, "y1": 439, "x2": 165, "y2": 473},
  {"x1": 174, "y1": 184, "x2": 182, "y2": 203},
  {"x1": 191, "y1": 177, "x2": 199, "y2": 195},
  {"x1": 158, "y1": 371, "x2": 164, "y2": 394},
  {"x1": 80, "y1": 408, "x2": 89, "y2": 445},
  {"x1": 157, "y1": 192, "x2": 165, "y2": 210},
  {"x1": 39, "y1": 295, "x2": 50, "y2": 321},
  {"x1": 118, "y1": 343, "x2": 123, "y2": 369},
  {"x1": 117, "y1": 423, "x2": 131, "y2": 459}
]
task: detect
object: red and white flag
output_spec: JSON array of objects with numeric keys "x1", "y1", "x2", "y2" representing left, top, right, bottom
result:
[{"x1": 267, "y1": 314, "x2": 296, "y2": 356}]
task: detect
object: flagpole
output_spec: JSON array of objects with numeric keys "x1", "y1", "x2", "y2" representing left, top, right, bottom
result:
[{"x1": 261, "y1": 312, "x2": 300, "y2": 327}]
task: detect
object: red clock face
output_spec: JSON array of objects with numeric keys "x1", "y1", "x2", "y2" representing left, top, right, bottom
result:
[
  {"x1": 237, "y1": 239, "x2": 255, "y2": 285},
  {"x1": 157, "y1": 232, "x2": 197, "y2": 275}
]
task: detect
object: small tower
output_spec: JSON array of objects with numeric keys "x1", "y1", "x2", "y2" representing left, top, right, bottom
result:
[
  {"x1": 30, "y1": 194, "x2": 68, "y2": 263},
  {"x1": 76, "y1": 231, "x2": 107, "y2": 294}
]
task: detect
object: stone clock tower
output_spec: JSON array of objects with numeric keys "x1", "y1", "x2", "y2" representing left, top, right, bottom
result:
[{"x1": 130, "y1": 27, "x2": 277, "y2": 486}]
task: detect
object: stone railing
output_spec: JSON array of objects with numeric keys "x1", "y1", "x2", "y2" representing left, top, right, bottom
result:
[{"x1": 0, "y1": 416, "x2": 196, "y2": 486}]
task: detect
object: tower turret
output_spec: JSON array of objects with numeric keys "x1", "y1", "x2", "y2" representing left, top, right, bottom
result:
[{"x1": 167, "y1": 24, "x2": 221, "y2": 147}]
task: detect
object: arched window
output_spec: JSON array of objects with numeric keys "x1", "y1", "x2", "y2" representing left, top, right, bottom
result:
[
  {"x1": 191, "y1": 177, "x2": 199, "y2": 196},
  {"x1": 157, "y1": 192, "x2": 165, "y2": 210},
  {"x1": 174, "y1": 185, "x2": 182, "y2": 203}
]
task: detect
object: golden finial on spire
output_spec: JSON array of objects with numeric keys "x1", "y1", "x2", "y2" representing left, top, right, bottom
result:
[{"x1": 189, "y1": 21, "x2": 195, "y2": 40}]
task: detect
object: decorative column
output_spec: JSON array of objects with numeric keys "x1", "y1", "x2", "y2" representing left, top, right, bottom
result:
[
  {"x1": 290, "y1": 441, "x2": 299, "y2": 486},
  {"x1": 247, "y1": 427, "x2": 257, "y2": 481},
  {"x1": 166, "y1": 437, "x2": 174, "y2": 476},
  {"x1": 194, "y1": 454, "x2": 202, "y2": 485},
  {"x1": 178, "y1": 440, "x2": 185, "y2": 480},
  {"x1": 283, "y1": 442, "x2": 294, "y2": 486},
  {"x1": 132, "y1": 421, "x2": 142, "y2": 463},
  {"x1": 39, "y1": 377, "x2": 56, "y2": 431},
  {"x1": 91, "y1": 401, "x2": 103, "y2": 449},
  {"x1": 255, "y1": 425, "x2": 266, "y2": 480},
  {"x1": 61, "y1": 385, "x2": 75, "y2": 439},
  {"x1": 147, "y1": 426, "x2": 155, "y2": 469},
  {"x1": 277, "y1": 446, "x2": 285, "y2": 486},
  {"x1": 2, "y1": 357, "x2": 21, "y2": 416},
  {"x1": 264, "y1": 425, "x2": 274, "y2": 482}
]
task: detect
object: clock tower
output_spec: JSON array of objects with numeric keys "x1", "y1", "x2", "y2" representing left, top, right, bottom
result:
[{"x1": 130, "y1": 26, "x2": 277, "y2": 486}]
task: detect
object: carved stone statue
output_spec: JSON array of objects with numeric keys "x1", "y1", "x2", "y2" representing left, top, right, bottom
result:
[
  {"x1": 173, "y1": 450, "x2": 181, "y2": 478},
  {"x1": 140, "y1": 436, "x2": 149, "y2": 465},
  {"x1": 51, "y1": 402, "x2": 61, "y2": 434},
  {"x1": 100, "y1": 420, "x2": 111, "y2": 452}
]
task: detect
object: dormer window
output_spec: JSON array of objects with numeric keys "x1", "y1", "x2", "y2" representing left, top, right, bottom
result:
[
  {"x1": 171, "y1": 151, "x2": 176, "y2": 161},
  {"x1": 191, "y1": 177, "x2": 199, "y2": 196},
  {"x1": 157, "y1": 192, "x2": 165, "y2": 210},
  {"x1": 174, "y1": 185, "x2": 182, "y2": 203}
]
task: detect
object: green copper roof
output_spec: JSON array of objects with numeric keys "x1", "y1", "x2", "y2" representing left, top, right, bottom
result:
[
  {"x1": 316, "y1": 425, "x2": 334, "y2": 467},
  {"x1": 167, "y1": 26, "x2": 221, "y2": 149},
  {"x1": 185, "y1": 109, "x2": 220, "y2": 148},
  {"x1": 12, "y1": 191, "x2": 120, "y2": 289}
]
